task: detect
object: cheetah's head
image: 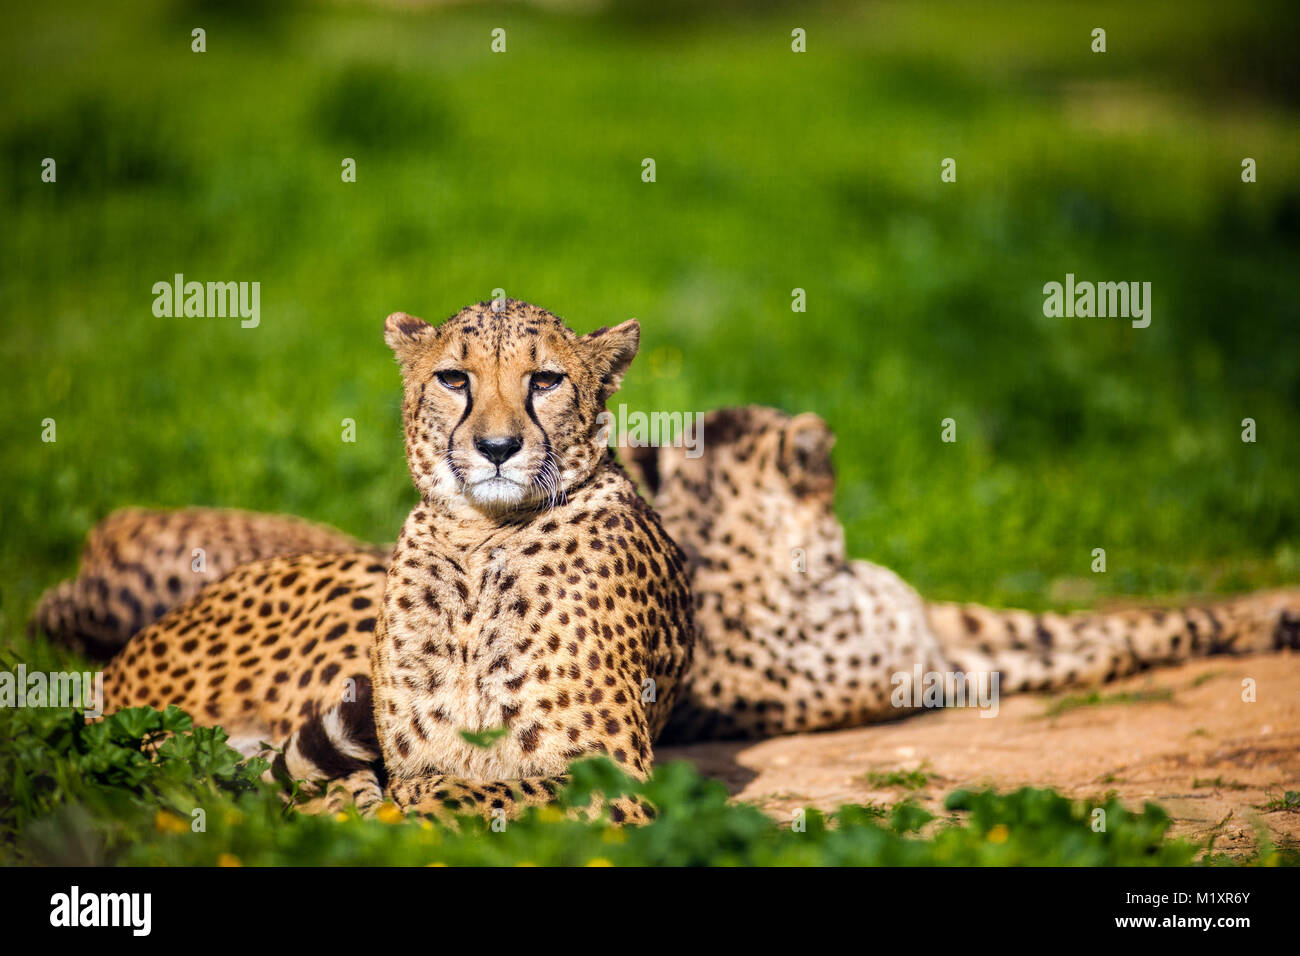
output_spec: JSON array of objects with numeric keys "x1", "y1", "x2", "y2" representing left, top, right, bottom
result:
[
  {"x1": 624, "y1": 405, "x2": 846, "y2": 574},
  {"x1": 385, "y1": 300, "x2": 639, "y2": 515}
]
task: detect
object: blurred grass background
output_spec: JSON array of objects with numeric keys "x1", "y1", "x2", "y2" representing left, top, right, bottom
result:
[{"x1": 2, "y1": 0, "x2": 1298, "y2": 641}]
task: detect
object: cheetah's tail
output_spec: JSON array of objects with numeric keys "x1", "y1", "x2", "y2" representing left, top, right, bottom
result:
[
  {"x1": 266, "y1": 675, "x2": 384, "y2": 795},
  {"x1": 926, "y1": 587, "x2": 1300, "y2": 694}
]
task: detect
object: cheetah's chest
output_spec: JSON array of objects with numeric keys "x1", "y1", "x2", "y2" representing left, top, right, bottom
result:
[{"x1": 379, "y1": 526, "x2": 552, "y2": 776}]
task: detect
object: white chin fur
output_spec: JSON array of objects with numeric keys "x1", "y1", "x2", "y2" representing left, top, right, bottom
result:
[{"x1": 464, "y1": 476, "x2": 528, "y2": 509}]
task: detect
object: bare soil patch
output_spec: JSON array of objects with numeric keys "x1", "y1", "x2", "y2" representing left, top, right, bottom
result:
[{"x1": 661, "y1": 652, "x2": 1300, "y2": 859}]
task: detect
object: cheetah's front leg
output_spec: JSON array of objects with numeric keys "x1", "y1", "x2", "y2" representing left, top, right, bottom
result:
[
  {"x1": 384, "y1": 774, "x2": 655, "y2": 826},
  {"x1": 294, "y1": 768, "x2": 385, "y2": 817}
]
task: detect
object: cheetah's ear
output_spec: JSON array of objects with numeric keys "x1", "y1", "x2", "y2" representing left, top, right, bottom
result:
[
  {"x1": 581, "y1": 318, "x2": 640, "y2": 402},
  {"x1": 779, "y1": 412, "x2": 836, "y2": 496},
  {"x1": 384, "y1": 312, "x2": 436, "y2": 365}
]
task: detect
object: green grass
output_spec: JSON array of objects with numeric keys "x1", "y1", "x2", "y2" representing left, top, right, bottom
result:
[
  {"x1": 1260, "y1": 790, "x2": 1300, "y2": 813},
  {"x1": 863, "y1": 768, "x2": 931, "y2": 791},
  {"x1": 1, "y1": 0, "x2": 1297, "y2": 626},
  {"x1": 0, "y1": 697, "x2": 1242, "y2": 867},
  {"x1": 1, "y1": 0, "x2": 1297, "y2": 865},
  {"x1": 1043, "y1": 685, "x2": 1174, "y2": 718}
]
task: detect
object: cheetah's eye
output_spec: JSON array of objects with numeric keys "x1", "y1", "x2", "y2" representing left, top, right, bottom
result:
[
  {"x1": 435, "y1": 370, "x2": 469, "y2": 391},
  {"x1": 530, "y1": 371, "x2": 564, "y2": 392}
]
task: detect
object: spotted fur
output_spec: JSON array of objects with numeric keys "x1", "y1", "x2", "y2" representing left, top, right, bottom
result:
[
  {"x1": 31, "y1": 508, "x2": 377, "y2": 658},
  {"x1": 74, "y1": 399, "x2": 1300, "y2": 813},
  {"x1": 101, "y1": 550, "x2": 385, "y2": 767},
  {"x1": 630, "y1": 406, "x2": 1300, "y2": 740},
  {"x1": 100, "y1": 301, "x2": 694, "y2": 825},
  {"x1": 369, "y1": 301, "x2": 692, "y2": 822}
]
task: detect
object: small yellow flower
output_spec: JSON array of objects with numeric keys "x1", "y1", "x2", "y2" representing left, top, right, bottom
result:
[
  {"x1": 987, "y1": 824, "x2": 1010, "y2": 844},
  {"x1": 223, "y1": 809, "x2": 244, "y2": 826},
  {"x1": 335, "y1": 811, "x2": 350, "y2": 823},
  {"x1": 153, "y1": 810, "x2": 187, "y2": 834},
  {"x1": 217, "y1": 853, "x2": 242, "y2": 867},
  {"x1": 601, "y1": 827, "x2": 627, "y2": 844},
  {"x1": 516, "y1": 861, "x2": 538, "y2": 867},
  {"x1": 536, "y1": 806, "x2": 565, "y2": 824},
  {"x1": 376, "y1": 802, "x2": 404, "y2": 824},
  {"x1": 425, "y1": 861, "x2": 447, "y2": 867},
  {"x1": 585, "y1": 858, "x2": 615, "y2": 867}
]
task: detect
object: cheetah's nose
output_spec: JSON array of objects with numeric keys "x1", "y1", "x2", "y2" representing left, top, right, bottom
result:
[{"x1": 474, "y1": 435, "x2": 523, "y2": 466}]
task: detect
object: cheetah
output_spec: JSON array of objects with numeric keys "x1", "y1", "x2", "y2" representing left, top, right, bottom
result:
[
  {"x1": 66, "y1": 406, "x2": 1299, "y2": 759},
  {"x1": 623, "y1": 406, "x2": 1300, "y2": 740},
  {"x1": 101, "y1": 549, "x2": 389, "y2": 801},
  {"x1": 99, "y1": 300, "x2": 694, "y2": 823},
  {"x1": 30, "y1": 507, "x2": 378, "y2": 659}
]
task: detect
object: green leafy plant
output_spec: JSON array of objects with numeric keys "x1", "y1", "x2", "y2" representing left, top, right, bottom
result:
[
  {"x1": 863, "y1": 768, "x2": 931, "y2": 790},
  {"x1": 1260, "y1": 790, "x2": 1300, "y2": 813},
  {"x1": 459, "y1": 726, "x2": 510, "y2": 749},
  {"x1": 1, "y1": 703, "x2": 1283, "y2": 867}
]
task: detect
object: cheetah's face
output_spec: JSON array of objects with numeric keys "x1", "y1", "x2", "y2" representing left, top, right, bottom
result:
[
  {"x1": 385, "y1": 300, "x2": 639, "y2": 515},
  {"x1": 629, "y1": 405, "x2": 841, "y2": 561}
]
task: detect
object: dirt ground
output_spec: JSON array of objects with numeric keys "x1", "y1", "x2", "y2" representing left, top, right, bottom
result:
[{"x1": 659, "y1": 652, "x2": 1300, "y2": 859}]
